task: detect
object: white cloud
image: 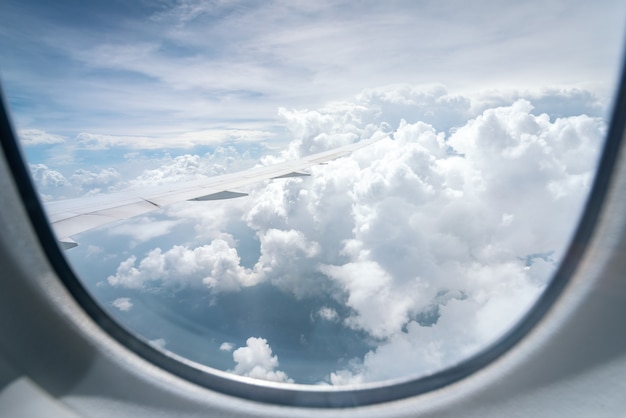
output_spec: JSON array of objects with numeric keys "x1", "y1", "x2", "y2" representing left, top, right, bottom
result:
[
  {"x1": 102, "y1": 85, "x2": 605, "y2": 384},
  {"x1": 230, "y1": 337, "x2": 293, "y2": 383},
  {"x1": 251, "y1": 229, "x2": 322, "y2": 298},
  {"x1": 318, "y1": 99, "x2": 602, "y2": 383},
  {"x1": 244, "y1": 92, "x2": 602, "y2": 382},
  {"x1": 123, "y1": 148, "x2": 257, "y2": 190},
  {"x1": 320, "y1": 260, "x2": 430, "y2": 340},
  {"x1": 16, "y1": 0, "x2": 618, "y2": 146},
  {"x1": 220, "y1": 342, "x2": 234, "y2": 352},
  {"x1": 111, "y1": 297, "x2": 133, "y2": 312},
  {"x1": 70, "y1": 168, "x2": 121, "y2": 188},
  {"x1": 127, "y1": 154, "x2": 206, "y2": 186},
  {"x1": 19, "y1": 129, "x2": 65, "y2": 146},
  {"x1": 30, "y1": 164, "x2": 124, "y2": 199},
  {"x1": 330, "y1": 263, "x2": 540, "y2": 385},
  {"x1": 29, "y1": 164, "x2": 68, "y2": 188},
  {"x1": 31, "y1": 144, "x2": 261, "y2": 202},
  {"x1": 106, "y1": 228, "x2": 322, "y2": 297},
  {"x1": 316, "y1": 307, "x2": 339, "y2": 322},
  {"x1": 107, "y1": 239, "x2": 259, "y2": 292}
]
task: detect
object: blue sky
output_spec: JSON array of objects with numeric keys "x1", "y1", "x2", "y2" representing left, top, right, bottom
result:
[{"x1": 1, "y1": 0, "x2": 626, "y2": 385}]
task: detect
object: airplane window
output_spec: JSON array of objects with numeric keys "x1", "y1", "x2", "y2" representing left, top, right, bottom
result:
[{"x1": 1, "y1": 0, "x2": 625, "y2": 404}]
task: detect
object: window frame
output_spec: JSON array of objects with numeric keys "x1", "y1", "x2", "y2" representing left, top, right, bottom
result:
[{"x1": 0, "y1": 54, "x2": 625, "y2": 409}]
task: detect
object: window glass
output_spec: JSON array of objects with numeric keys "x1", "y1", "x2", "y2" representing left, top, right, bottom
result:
[{"x1": 1, "y1": 0, "x2": 625, "y2": 386}]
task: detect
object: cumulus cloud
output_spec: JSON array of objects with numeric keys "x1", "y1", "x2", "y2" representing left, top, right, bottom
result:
[
  {"x1": 107, "y1": 228, "x2": 322, "y2": 297},
  {"x1": 122, "y1": 147, "x2": 257, "y2": 190},
  {"x1": 112, "y1": 297, "x2": 133, "y2": 312},
  {"x1": 246, "y1": 93, "x2": 602, "y2": 382},
  {"x1": 30, "y1": 164, "x2": 125, "y2": 199},
  {"x1": 29, "y1": 164, "x2": 68, "y2": 188},
  {"x1": 107, "y1": 239, "x2": 259, "y2": 292},
  {"x1": 251, "y1": 228, "x2": 322, "y2": 298},
  {"x1": 230, "y1": 337, "x2": 293, "y2": 383},
  {"x1": 19, "y1": 129, "x2": 65, "y2": 146},
  {"x1": 319, "y1": 101, "x2": 601, "y2": 383},
  {"x1": 316, "y1": 306, "x2": 339, "y2": 322},
  {"x1": 70, "y1": 168, "x2": 121, "y2": 188},
  {"x1": 31, "y1": 143, "x2": 261, "y2": 203},
  {"x1": 102, "y1": 85, "x2": 604, "y2": 384},
  {"x1": 220, "y1": 342, "x2": 234, "y2": 352},
  {"x1": 275, "y1": 102, "x2": 379, "y2": 161},
  {"x1": 128, "y1": 154, "x2": 206, "y2": 186}
]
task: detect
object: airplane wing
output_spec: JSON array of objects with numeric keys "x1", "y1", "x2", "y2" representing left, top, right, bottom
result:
[{"x1": 44, "y1": 133, "x2": 388, "y2": 249}]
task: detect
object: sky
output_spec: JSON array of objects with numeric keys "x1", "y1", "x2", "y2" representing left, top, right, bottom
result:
[{"x1": 1, "y1": 0, "x2": 626, "y2": 386}]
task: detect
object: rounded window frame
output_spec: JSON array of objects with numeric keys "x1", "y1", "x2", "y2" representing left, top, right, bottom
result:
[{"x1": 1, "y1": 58, "x2": 625, "y2": 407}]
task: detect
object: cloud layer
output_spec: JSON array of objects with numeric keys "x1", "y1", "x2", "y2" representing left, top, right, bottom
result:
[
  {"x1": 100, "y1": 86, "x2": 604, "y2": 384},
  {"x1": 230, "y1": 337, "x2": 293, "y2": 383},
  {"x1": 3, "y1": 0, "x2": 623, "y2": 146},
  {"x1": 3, "y1": 0, "x2": 622, "y2": 387}
]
